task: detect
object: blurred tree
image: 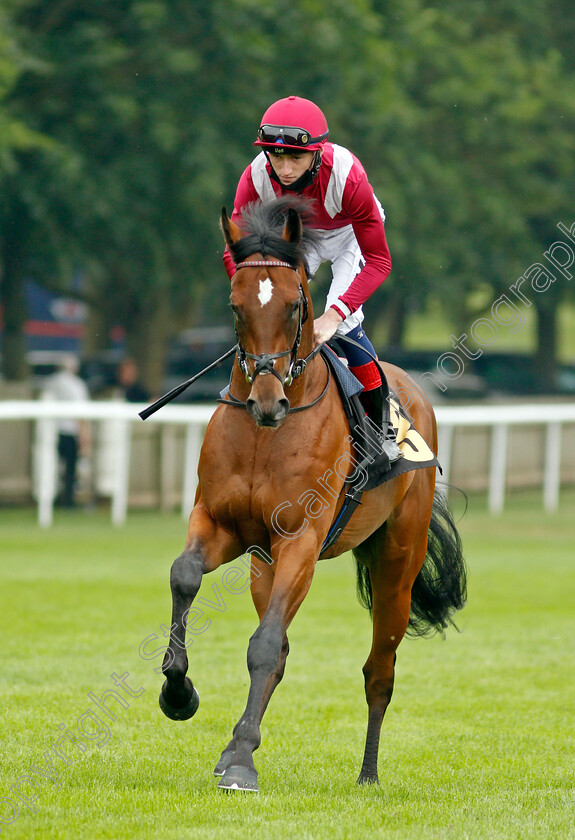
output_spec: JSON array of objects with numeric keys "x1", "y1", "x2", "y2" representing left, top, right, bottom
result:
[
  {"x1": 1, "y1": 0, "x2": 386, "y2": 389},
  {"x1": 2, "y1": 0, "x2": 227, "y2": 388},
  {"x1": 361, "y1": 0, "x2": 575, "y2": 389},
  {"x1": 0, "y1": 0, "x2": 73, "y2": 379},
  {"x1": 2, "y1": 0, "x2": 574, "y2": 391}
]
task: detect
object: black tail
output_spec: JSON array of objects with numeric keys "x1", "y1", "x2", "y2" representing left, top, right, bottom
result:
[{"x1": 354, "y1": 488, "x2": 467, "y2": 637}]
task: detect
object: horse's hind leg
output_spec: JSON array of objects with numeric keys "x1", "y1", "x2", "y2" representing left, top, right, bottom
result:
[
  {"x1": 159, "y1": 506, "x2": 238, "y2": 720},
  {"x1": 357, "y1": 476, "x2": 434, "y2": 785}
]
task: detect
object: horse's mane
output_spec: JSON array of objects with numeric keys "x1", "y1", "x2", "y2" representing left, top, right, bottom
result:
[{"x1": 229, "y1": 197, "x2": 321, "y2": 273}]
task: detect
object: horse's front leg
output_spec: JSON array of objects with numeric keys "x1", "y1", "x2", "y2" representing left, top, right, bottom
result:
[
  {"x1": 218, "y1": 537, "x2": 318, "y2": 792},
  {"x1": 214, "y1": 557, "x2": 289, "y2": 776},
  {"x1": 159, "y1": 505, "x2": 238, "y2": 720}
]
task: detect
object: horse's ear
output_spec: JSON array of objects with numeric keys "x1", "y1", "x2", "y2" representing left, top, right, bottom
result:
[
  {"x1": 282, "y1": 207, "x2": 302, "y2": 244},
  {"x1": 220, "y1": 207, "x2": 243, "y2": 248}
]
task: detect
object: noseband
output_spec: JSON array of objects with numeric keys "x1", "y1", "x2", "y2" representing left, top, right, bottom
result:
[{"x1": 233, "y1": 260, "x2": 311, "y2": 387}]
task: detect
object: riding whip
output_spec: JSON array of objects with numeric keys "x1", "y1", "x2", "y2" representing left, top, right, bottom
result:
[{"x1": 138, "y1": 345, "x2": 238, "y2": 420}]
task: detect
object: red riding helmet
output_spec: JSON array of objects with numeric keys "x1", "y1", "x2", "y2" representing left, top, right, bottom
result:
[{"x1": 254, "y1": 96, "x2": 329, "y2": 152}]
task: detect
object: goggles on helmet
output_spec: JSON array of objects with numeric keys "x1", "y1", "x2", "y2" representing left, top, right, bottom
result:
[{"x1": 257, "y1": 124, "x2": 329, "y2": 149}]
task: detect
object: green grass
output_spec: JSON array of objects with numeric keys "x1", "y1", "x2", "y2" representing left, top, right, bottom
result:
[{"x1": 0, "y1": 493, "x2": 574, "y2": 839}]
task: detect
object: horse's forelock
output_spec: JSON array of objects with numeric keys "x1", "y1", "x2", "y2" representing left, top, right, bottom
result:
[
  {"x1": 229, "y1": 197, "x2": 319, "y2": 272},
  {"x1": 230, "y1": 232, "x2": 300, "y2": 267}
]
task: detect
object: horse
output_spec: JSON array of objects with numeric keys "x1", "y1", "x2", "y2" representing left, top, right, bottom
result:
[{"x1": 159, "y1": 196, "x2": 466, "y2": 793}]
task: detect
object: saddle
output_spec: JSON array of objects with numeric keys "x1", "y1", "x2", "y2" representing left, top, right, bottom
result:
[
  {"x1": 321, "y1": 345, "x2": 392, "y2": 490},
  {"x1": 319, "y1": 345, "x2": 440, "y2": 553}
]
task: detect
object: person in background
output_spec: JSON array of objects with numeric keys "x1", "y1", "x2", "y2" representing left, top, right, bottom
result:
[
  {"x1": 43, "y1": 355, "x2": 91, "y2": 508},
  {"x1": 116, "y1": 357, "x2": 150, "y2": 403},
  {"x1": 223, "y1": 95, "x2": 402, "y2": 462}
]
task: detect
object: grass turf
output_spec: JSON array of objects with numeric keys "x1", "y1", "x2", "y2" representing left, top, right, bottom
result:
[{"x1": 0, "y1": 490, "x2": 574, "y2": 839}]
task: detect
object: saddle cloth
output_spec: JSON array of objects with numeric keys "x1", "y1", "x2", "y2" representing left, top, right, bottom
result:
[
  {"x1": 318, "y1": 346, "x2": 440, "y2": 553},
  {"x1": 320, "y1": 345, "x2": 440, "y2": 490}
]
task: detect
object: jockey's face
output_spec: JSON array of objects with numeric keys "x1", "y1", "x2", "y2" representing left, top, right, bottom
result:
[{"x1": 267, "y1": 150, "x2": 315, "y2": 186}]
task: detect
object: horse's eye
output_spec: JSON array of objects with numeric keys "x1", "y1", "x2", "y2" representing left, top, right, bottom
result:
[{"x1": 290, "y1": 302, "x2": 300, "y2": 317}]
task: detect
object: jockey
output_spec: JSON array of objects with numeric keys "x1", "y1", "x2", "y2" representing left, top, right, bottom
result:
[{"x1": 223, "y1": 95, "x2": 402, "y2": 462}]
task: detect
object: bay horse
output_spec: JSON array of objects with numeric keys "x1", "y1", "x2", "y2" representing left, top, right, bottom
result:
[{"x1": 159, "y1": 197, "x2": 466, "y2": 792}]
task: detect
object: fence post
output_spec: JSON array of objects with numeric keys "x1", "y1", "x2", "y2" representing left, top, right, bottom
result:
[
  {"x1": 182, "y1": 422, "x2": 202, "y2": 520},
  {"x1": 488, "y1": 424, "x2": 508, "y2": 514},
  {"x1": 160, "y1": 425, "x2": 178, "y2": 512},
  {"x1": 111, "y1": 419, "x2": 131, "y2": 526},
  {"x1": 36, "y1": 415, "x2": 58, "y2": 528},
  {"x1": 437, "y1": 423, "x2": 454, "y2": 490},
  {"x1": 543, "y1": 422, "x2": 562, "y2": 512}
]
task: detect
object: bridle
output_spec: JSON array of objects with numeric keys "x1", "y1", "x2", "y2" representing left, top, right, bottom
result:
[
  {"x1": 221, "y1": 259, "x2": 329, "y2": 414},
  {"x1": 233, "y1": 260, "x2": 319, "y2": 387},
  {"x1": 139, "y1": 258, "x2": 328, "y2": 422}
]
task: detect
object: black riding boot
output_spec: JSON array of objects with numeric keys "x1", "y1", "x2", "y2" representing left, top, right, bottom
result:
[{"x1": 359, "y1": 387, "x2": 403, "y2": 464}]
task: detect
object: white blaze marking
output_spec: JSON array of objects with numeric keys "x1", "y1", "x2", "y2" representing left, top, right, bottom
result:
[{"x1": 258, "y1": 277, "x2": 273, "y2": 307}]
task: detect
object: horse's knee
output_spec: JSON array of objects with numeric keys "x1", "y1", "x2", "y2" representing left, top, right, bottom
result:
[
  {"x1": 247, "y1": 621, "x2": 283, "y2": 675},
  {"x1": 170, "y1": 548, "x2": 204, "y2": 598},
  {"x1": 272, "y1": 637, "x2": 290, "y2": 683},
  {"x1": 280, "y1": 636, "x2": 290, "y2": 666}
]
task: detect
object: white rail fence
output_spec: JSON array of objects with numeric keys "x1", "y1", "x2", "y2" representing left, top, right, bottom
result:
[
  {"x1": 1, "y1": 400, "x2": 574, "y2": 527},
  {"x1": 436, "y1": 403, "x2": 575, "y2": 514}
]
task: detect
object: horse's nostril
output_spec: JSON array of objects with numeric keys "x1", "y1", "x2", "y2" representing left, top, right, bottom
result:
[
  {"x1": 277, "y1": 398, "x2": 290, "y2": 418},
  {"x1": 246, "y1": 397, "x2": 289, "y2": 427}
]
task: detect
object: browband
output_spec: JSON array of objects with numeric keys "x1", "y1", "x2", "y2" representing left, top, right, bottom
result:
[{"x1": 234, "y1": 260, "x2": 294, "y2": 270}]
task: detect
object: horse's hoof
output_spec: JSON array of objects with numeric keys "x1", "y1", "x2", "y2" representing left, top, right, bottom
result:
[
  {"x1": 213, "y1": 749, "x2": 236, "y2": 777},
  {"x1": 218, "y1": 765, "x2": 259, "y2": 792},
  {"x1": 158, "y1": 679, "x2": 199, "y2": 721},
  {"x1": 357, "y1": 772, "x2": 379, "y2": 785}
]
